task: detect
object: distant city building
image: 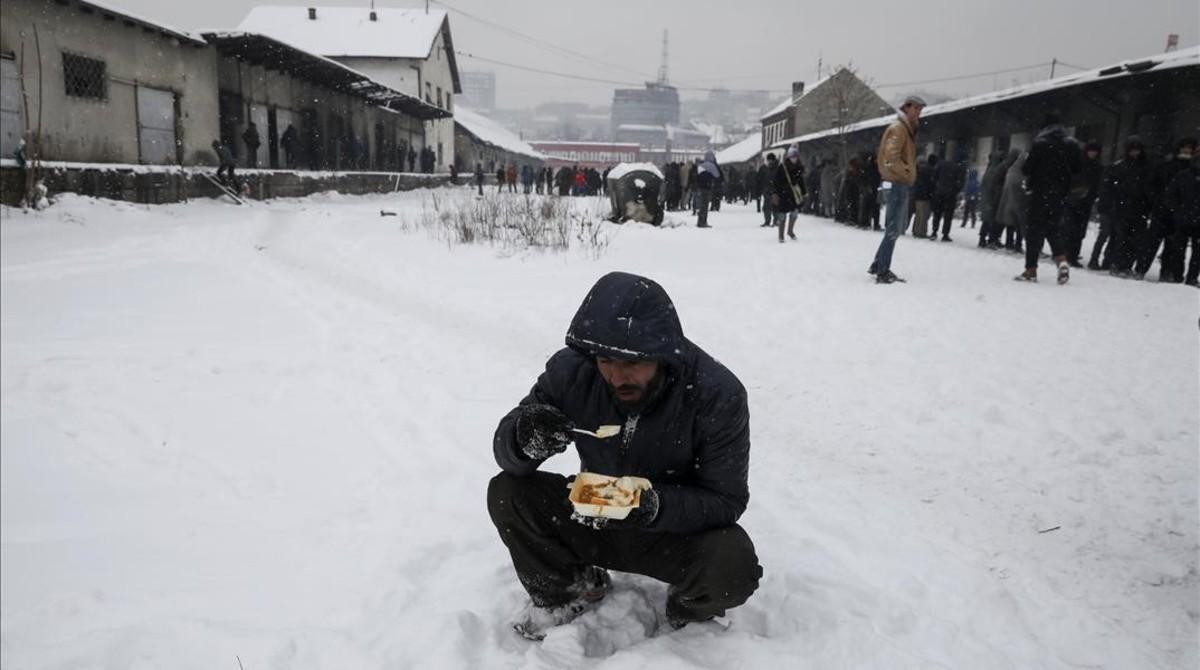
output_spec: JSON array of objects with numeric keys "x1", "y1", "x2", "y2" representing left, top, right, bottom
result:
[
  {"x1": 614, "y1": 124, "x2": 709, "y2": 164},
  {"x1": 459, "y1": 71, "x2": 496, "y2": 112},
  {"x1": 528, "y1": 141, "x2": 640, "y2": 169},
  {"x1": 611, "y1": 82, "x2": 679, "y2": 132}
]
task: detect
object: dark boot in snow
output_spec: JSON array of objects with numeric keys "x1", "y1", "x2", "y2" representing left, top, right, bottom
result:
[{"x1": 513, "y1": 566, "x2": 611, "y2": 641}]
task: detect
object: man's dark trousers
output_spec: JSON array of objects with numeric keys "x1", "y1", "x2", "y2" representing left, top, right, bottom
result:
[{"x1": 487, "y1": 471, "x2": 761, "y2": 624}]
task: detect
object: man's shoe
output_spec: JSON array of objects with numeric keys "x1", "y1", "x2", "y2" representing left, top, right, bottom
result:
[
  {"x1": 1086, "y1": 260, "x2": 1101, "y2": 271},
  {"x1": 941, "y1": 236, "x2": 953, "y2": 242},
  {"x1": 1014, "y1": 269, "x2": 1038, "y2": 282},
  {"x1": 1057, "y1": 261, "x2": 1070, "y2": 285},
  {"x1": 876, "y1": 270, "x2": 905, "y2": 284},
  {"x1": 513, "y1": 567, "x2": 611, "y2": 641},
  {"x1": 868, "y1": 263, "x2": 878, "y2": 275},
  {"x1": 788, "y1": 232, "x2": 797, "y2": 240}
]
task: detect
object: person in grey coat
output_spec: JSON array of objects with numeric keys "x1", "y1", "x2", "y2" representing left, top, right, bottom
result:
[
  {"x1": 978, "y1": 150, "x2": 1011, "y2": 248},
  {"x1": 996, "y1": 150, "x2": 1029, "y2": 251}
]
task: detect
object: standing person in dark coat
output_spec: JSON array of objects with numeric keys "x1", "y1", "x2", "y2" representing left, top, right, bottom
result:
[
  {"x1": 280, "y1": 124, "x2": 299, "y2": 169},
  {"x1": 1101, "y1": 137, "x2": 1153, "y2": 277},
  {"x1": 1062, "y1": 140, "x2": 1103, "y2": 267},
  {"x1": 960, "y1": 168, "x2": 980, "y2": 229},
  {"x1": 407, "y1": 145, "x2": 418, "y2": 172},
  {"x1": 1015, "y1": 113, "x2": 1080, "y2": 283},
  {"x1": 1144, "y1": 138, "x2": 1196, "y2": 280},
  {"x1": 759, "y1": 154, "x2": 778, "y2": 227},
  {"x1": 495, "y1": 165, "x2": 506, "y2": 193},
  {"x1": 745, "y1": 162, "x2": 761, "y2": 212},
  {"x1": 910, "y1": 154, "x2": 938, "y2": 239},
  {"x1": 1162, "y1": 154, "x2": 1200, "y2": 285},
  {"x1": 489, "y1": 271, "x2": 761, "y2": 641},
  {"x1": 242, "y1": 123, "x2": 261, "y2": 169},
  {"x1": 859, "y1": 151, "x2": 882, "y2": 230},
  {"x1": 929, "y1": 150, "x2": 966, "y2": 241},
  {"x1": 474, "y1": 162, "x2": 485, "y2": 196},
  {"x1": 694, "y1": 151, "x2": 722, "y2": 228}
]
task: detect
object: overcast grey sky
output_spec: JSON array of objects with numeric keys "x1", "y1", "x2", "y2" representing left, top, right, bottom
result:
[{"x1": 115, "y1": 0, "x2": 1198, "y2": 109}]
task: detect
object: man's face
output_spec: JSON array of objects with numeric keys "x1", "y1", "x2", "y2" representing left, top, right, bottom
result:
[
  {"x1": 1086, "y1": 149, "x2": 1100, "y2": 161},
  {"x1": 903, "y1": 104, "x2": 924, "y2": 125},
  {"x1": 597, "y1": 357, "x2": 659, "y2": 407}
]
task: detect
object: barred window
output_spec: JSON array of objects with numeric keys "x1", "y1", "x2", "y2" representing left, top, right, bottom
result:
[{"x1": 62, "y1": 52, "x2": 106, "y2": 100}]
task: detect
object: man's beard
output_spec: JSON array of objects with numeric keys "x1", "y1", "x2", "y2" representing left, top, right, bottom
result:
[{"x1": 608, "y1": 372, "x2": 664, "y2": 414}]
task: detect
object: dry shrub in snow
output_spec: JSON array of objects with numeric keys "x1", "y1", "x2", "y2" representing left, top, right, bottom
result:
[{"x1": 411, "y1": 191, "x2": 611, "y2": 257}]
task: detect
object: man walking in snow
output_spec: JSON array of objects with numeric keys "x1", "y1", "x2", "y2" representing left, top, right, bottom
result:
[
  {"x1": 771, "y1": 147, "x2": 807, "y2": 242},
  {"x1": 1014, "y1": 113, "x2": 1080, "y2": 284},
  {"x1": 488, "y1": 271, "x2": 761, "y2": 641},
  {"x1": 870, "y1": 95, "x2": 925, "y2": 284}
]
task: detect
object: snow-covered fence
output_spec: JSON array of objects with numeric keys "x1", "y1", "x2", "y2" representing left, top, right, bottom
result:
[{"x1": 0, "y1": 162, "x2": 455, "y2": 206}]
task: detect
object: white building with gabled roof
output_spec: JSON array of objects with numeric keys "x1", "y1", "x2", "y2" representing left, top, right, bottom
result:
[{"x1": 238, "y1": 5, "x2": 461, "y2": 171}]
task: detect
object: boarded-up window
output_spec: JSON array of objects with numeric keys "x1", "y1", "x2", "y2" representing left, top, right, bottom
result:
[
  {"x1": 62, "y1": 52, "x2": 106, "y2": 100},
  {"x1": 136, "y1": 86, "x2": 177, "y2": 164},
  {"x1": 0, "y1": 56, "x2": 24, "y2": 158}
]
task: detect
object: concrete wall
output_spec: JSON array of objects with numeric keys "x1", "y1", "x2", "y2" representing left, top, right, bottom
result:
[{"x1": 0, "y1": 0, "x2": 219, "y2": 165}]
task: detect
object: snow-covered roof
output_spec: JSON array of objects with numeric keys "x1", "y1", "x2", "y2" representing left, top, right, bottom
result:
[
  {"x1": 201, "y1": 31, "x2": 448, "y2": 119},
  {"x1": 238, "y1": 6, "x2": 448, "y2": 59},
  {"x1": 607, "y1": 163, "x2": 664, "y2": 180},
  {"x1": 770, "y1": 46, "x2": 1200, "y2": 150},
  {"x1": 715, "y1": 133, "x2": 762, "y2": 164},
  {"x1": 454, "y1": 107, "x2": 545, "y2": 161},
  {"x1": 75, "y1": 0, "x2": 207, "y2": 45},
  {"x1": 760, "y1": 74, "x2": 832, "y2": 121}
]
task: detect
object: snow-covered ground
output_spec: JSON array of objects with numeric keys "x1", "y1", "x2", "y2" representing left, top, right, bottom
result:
[{"x1": 2, "y1": 189, "x2": 1197, "y2": 669}]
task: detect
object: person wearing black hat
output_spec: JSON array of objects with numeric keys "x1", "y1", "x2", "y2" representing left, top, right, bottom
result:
[
  {"x1": 1146, "y1": 137, "x2": 1197, "y2": 281},
  {"x1": 488, "y1": 272, "x2": 761, "y2": 641},
  {"x1": 1100, "y1": 136, "x2": 1153, "y2": 277},
  {"x1": 1163, "y1": 153, "x2": 1200, "y2": 285},
  {"x1": 1014, "y1": 112, "x2": 1080, "y2": 284}
]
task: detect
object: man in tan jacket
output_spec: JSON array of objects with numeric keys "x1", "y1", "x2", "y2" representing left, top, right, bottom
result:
[{"x1": 870, "y1": 95, "x2": 926, "y2": 284}]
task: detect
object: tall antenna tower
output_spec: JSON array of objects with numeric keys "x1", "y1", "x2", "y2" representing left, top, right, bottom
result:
[{"x1": 656, "y1": 30, "x2": 670, "y2": 86}]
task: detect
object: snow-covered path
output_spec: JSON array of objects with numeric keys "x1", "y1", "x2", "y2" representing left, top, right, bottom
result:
[{"x1": 2, "y1": 190, "x2": 1196, "y2": 669}]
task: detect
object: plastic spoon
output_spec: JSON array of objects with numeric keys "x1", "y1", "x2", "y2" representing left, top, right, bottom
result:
[{"x1": 570, "y1": 425, "x2": 621, "y2": 439}]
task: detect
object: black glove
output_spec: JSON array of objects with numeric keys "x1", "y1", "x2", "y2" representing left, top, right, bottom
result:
[
  {"x1": 515, "y1": 403, "x2": 574, "y2": 460},
  {"x1": 571, "y1": 488, "x2": 660, "y2": 530}
]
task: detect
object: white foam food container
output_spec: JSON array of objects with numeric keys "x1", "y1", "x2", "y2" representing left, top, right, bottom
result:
[{"x1": 568, "y1": 472, "x2": 652, "y2": 519}]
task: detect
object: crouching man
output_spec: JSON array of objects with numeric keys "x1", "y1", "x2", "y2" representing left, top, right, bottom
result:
[{"x1": 488, "y1": 271, "x2": 762, "y2": 640}]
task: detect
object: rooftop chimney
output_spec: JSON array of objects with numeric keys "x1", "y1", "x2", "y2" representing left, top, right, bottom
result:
[
  {"x1": 792, "y1": 81, "x2": 805, "y2": 101},
  {"x1": 307, "y1": 7, "x2": 316, "y2": 20},
  {"x1": 370, "y1": 10, "x2": 378, "y2": 21}
]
